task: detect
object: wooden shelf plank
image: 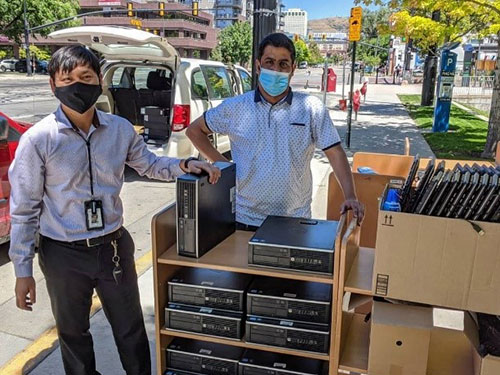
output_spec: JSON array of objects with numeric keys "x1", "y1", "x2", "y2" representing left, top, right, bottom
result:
[
  {"x1": 160, "y1": 328, "x2": 331, "y2": 361},
  {"x1": 158, "y1": 231, "x2": 334, "y2": 284},
  {"x1": 339, "y1": 313, "x2": 370, "y2": 373},
  {"x1": 344, "y1": 247, "x2": 374, "y2": 295}
]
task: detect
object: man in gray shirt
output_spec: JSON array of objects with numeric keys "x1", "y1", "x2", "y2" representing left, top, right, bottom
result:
[
  {"x1": 187, "y1": 33, "x2": 364, "y2": 230},
  {"x1": 9, "y1": 45, "x2": 219, "y2": 375}
]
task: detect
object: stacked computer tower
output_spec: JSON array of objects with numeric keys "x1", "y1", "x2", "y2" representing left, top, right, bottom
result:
[
  {"x1": 245, "y1": 276, "x2": 332, "y2": 354},
  {"x1": 141, "y1": 106, "x2": 170, "y2": 141}
]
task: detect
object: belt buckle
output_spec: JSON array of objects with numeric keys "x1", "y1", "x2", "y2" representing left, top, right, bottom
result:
[{"x1": 86, "y1": 238, "x2": 98, "y2": 247}]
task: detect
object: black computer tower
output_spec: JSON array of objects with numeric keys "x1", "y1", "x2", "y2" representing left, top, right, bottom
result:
[
  {"x1": 246, "y1": 277, "x2": 332, "y2": 324},
  {"x1": 239, "y1": 349, "x2": 326, "y2": 375},
  {"x1": 167, "y1": 338, "x2": 243, "y2": 375},
  {"x1": 168, "y1": 268, "x2": 252, "y2": 311},
  {"x1": 245, "y1": 315, "x2": 330, "y2": 353},
  {"x1": 177, "y1": 161, "x2": 236, "y2": 258},
  {"x1": 248, "y1": 216, "x2": 337, "y2": 274},
  {"x1": 165, "y1": 303, "x2": 244, "y2": 339}
]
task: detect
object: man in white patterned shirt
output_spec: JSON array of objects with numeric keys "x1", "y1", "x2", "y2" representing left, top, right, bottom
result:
[
  {"x1": 187, "y1": 33, "x2": 364, "y2": 230},
  {"x1": 9, "y1": 45, "x2": 219, "y2": 375}
]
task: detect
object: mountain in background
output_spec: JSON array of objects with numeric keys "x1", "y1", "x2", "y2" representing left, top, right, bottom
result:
[{"x1": 308, "y1": 17, "x2": 349, "y2": 33}]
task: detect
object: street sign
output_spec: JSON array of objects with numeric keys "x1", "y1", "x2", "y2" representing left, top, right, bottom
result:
[
  {"x1": 130, "y1": 19, "x2": 142, "y2": 27},
  {"x1": 349, "y1": 7, "x2": 362, "y2": 42}
]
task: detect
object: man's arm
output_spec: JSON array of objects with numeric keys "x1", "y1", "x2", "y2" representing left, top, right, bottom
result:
[
  {"x1": 186, "y1": 116, "x2": 228, "y2": 163},
  {"x1": 126, "y1": 126, "x2": 220, "y2": 183},
  {"x1": 9, "y1": 134, "x2": 44, "y2": 311},
  {"x1": 324, "y1": 145, "x2": 365, "y2": 223}
]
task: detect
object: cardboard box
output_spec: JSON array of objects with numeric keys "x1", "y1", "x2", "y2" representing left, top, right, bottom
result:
[
  {"x1": 373, "y1": 187, "x2": 500, "y2": 315},
  {"x1": 369, "y1": 301, "x2": 500, "y2": 375},
  {"x1": 368, "y1": 301, "x2": 432, "y2": 375}
]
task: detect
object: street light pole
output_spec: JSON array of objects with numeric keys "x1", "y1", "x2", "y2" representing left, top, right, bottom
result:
[{"x1": 23, "y1": 0, "x2": 32, "y2": 77}]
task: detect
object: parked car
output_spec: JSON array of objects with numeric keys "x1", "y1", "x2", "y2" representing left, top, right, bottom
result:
[
  {"x1": 299, "y1": 61, "x2": 308, "y2": 69},
  {"x1": 49, "y1": 26, "x2": 252, "y2": 159},
  {"x1": 0, "y1": 112, "x2": 32, "y2": 244},
  {"x1": 14, "y1": 59, "x2": 48, "y2": 74},
  {"x1": 0, "y1": 59, "x2": 18, "y2": 72}
]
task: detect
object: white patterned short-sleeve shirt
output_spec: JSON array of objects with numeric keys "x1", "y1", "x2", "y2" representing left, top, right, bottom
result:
[{"x1": 205, "y1": 89, "x2": 341, "y2": 226}]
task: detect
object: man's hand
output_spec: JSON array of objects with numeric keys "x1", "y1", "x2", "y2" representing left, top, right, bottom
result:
[
  {"x1": 341, "y1": 199, "x2": 365, "y2": 225},
  {"x1": 15, "y1": 277, "x2": 36, "y2": 311},
  {"x1": 183, "y1": 160, "x2": 221, "y2": 184}
]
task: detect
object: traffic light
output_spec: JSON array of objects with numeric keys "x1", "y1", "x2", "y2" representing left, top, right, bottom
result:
[
  {"x1": 322, "y1": 34, "x2": 326, "y2": 40},
  {"x1": 294, "y1": 34, "x2": 299, "y2": 42},
  {"x1": 159, "y1": 2, "x2": 165, "y2": 17},
  {"x1": 192, "y1": 1, "x2": 199, "y2": 16},
  {"x1": 127, "y1": 2, "x2": 133, "y2": 17},
  {"x1": 308, "y1": 34, "x2": 312, "y2": 40}
]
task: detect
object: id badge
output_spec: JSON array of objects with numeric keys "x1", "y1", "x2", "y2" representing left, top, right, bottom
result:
[{"x1": 84, "y1": 200, "x2": 104, "y2": 230}]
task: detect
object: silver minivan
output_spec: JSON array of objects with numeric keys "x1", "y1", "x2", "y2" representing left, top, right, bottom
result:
[{"x1": 49, "y1": 26, "x2": 252, "y2": 159}]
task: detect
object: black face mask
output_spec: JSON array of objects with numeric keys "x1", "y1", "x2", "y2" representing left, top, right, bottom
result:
[{"x1": 54, "y1": 82, "x2": 102, "y2": 114}]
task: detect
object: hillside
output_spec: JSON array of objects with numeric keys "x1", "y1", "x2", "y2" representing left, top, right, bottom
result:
[{"x1": 308, "y1": 17, "x2": 349, "y2": 33}]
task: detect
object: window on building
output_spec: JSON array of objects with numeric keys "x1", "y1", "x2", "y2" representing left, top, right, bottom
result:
[
  {"x1": 164, "y1": 30, "x2": 178, "y2": 38},
  {"x1": 184, "y1": 31, "x2": 191, "y2": 37},
  {"x1": 202, "y1": 66, "x2": 233, "y2": 100}
]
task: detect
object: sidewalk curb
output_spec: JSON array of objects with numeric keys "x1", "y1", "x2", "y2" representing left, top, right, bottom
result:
[{"x1": 0, "y1": 250, "x2": 153, "y2": 375}]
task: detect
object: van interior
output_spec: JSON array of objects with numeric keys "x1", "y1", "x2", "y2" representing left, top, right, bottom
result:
[{"x1": 99, "y1": 64, "x2": 173, "y2": 127}]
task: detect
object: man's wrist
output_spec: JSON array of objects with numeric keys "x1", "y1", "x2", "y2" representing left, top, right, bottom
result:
[{"x1": 180, "y1": 157, "x2": 198, "y2": 173}]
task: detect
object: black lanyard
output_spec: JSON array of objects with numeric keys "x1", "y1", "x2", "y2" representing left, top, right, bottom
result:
[{"x1": 68, "y1": 111, "x2": 99, "y2": 197}]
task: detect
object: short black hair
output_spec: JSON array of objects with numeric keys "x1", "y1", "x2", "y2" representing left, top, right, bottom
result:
[
  {"x1": 48, "y1": 45, "x2": 100, "y2": 80},
  {"x1": 258, "y1": 33, "x2": 296, "y2": 63}
]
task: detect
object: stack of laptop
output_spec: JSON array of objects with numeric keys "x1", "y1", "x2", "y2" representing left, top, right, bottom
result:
[{"x1": 398, "y1": 156, "x2": 500, "y2": 222}]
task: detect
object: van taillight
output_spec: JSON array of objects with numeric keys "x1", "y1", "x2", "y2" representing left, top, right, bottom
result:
[{"x1": 172, "y1": 105, "x2": 190, "y2": 132}]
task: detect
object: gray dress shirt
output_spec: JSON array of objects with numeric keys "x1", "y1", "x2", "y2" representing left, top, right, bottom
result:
[{"x1": 9, "y1": 107, "x2": 183, "y2": 277}]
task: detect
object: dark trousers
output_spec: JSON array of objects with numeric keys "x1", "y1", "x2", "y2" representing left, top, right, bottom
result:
[{"x1": 38, "y1": 229, "x2": 151, "y2": 375}]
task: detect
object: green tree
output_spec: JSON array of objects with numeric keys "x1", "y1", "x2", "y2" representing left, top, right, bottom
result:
[
  {"x1": 19, "y1": 45, "x2": 51, "y2": 60},
  {"x1": 356, "y1": 9, "x2": 391, "y2": 68},
  {"x1": 0, "y1": 0, "x2": 79, "y2": 43},
  {"x1": 294, "y1": 39, "x2": 310, "y2": 64},
  {"x1": 0, "y1": 50, "x2": 6, "y2": 60},
  {"x1": 211, "y1": 21, "x2": 252, "y2": 66},
  {"x1": 307, "y1": 41, "x2": 324, "y2": 65}
]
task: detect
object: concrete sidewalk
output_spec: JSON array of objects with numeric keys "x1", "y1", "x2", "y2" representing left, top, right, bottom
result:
[{"x1": 7, "y1": 84, "x2": 434, "y2": 375}]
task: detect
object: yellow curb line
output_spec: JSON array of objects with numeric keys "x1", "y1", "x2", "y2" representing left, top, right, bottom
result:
[{"x1": 0, "y1": 250, "x2": 153, "y2": 375}]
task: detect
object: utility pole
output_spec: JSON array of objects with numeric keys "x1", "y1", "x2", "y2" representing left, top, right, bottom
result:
[
  {"x1": 23, "y1": 0, "x2": 32, "y2": 77},
  {"x1": 252, "y1": 0, "x2": 277, "y2": 87}
]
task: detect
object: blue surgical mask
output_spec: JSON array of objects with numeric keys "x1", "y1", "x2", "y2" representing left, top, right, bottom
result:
[{"x1": 258, "y1": 68, "x2": 290, "y2": 97}]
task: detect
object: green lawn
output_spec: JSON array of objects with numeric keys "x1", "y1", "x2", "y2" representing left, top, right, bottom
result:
[{"x1": 398, "y1": 94, "x2": 490, "y2": 160}]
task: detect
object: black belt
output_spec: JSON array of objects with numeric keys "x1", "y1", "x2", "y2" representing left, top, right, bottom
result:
[
  {"x1": 235, "y1": 222, "x2": 260, "y2": 232},
  {"x1": 43, "y1": 228, "x2": 124, "y2": 248}
]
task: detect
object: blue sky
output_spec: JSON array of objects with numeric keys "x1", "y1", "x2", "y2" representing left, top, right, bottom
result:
[{"x1": 283, "y1": 0, "x2": 377, "y2": 19}]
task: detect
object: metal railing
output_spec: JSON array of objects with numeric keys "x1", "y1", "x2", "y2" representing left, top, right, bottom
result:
[{"x1": 454, "y1": 75, "x2": 495, "y2": 88}]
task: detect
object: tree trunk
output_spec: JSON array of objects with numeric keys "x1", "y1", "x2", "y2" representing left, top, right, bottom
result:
[
  {"x1": 421, "y1": 50, "x2": 438, "y2": 106},
  {"x1": 481, "y1": 36, "x2": 500, "y2": 159}
]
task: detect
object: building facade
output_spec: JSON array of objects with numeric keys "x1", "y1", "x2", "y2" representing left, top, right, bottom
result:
[
  {"x1": 283, "y1": 8, "x2": 307, "y2": 37},
  {"x1": 308, "y1": 32, "x2": 347, "y2": 58},
  {"x1": 79, "y1": 0, "x2": 218, "y2": 58},
  {"x1": 212, "y1": 0, "x2": 253, "y2": 29}
]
